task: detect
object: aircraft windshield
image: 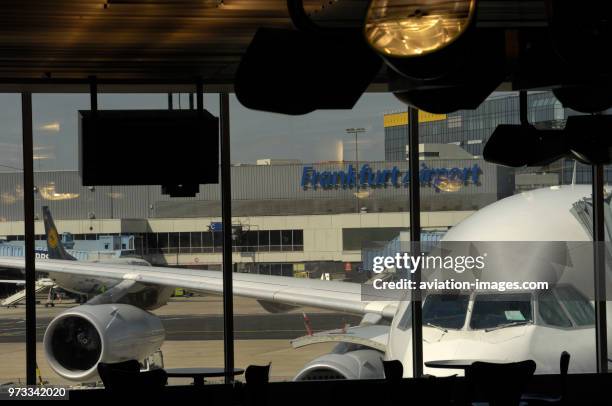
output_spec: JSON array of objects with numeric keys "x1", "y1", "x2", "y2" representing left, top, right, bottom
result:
[
  {"x1": 538, "y1": 290, "x2": 572, "y2": 327},
  {"x1": 470, "y1": 293, "x2": 533, "y2": 330},
  {"x1": 555, "y1": 286, "x2": 595, "y2": 326},
  {"x1": 422, "y1": 293, "x2": 470, "y2": 330},
  {"x1": 570, "y1": 194, "x2": 612, "y2": 242}
]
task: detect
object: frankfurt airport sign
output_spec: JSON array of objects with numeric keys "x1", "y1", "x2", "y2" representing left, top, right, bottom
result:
[{"x1": 300, "y1": 163, "x2": 481, "y2": 192}]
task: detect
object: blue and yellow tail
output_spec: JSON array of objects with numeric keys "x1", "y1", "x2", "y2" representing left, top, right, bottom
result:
[{"x1": 42, "y1": 206, "x2": 76, "y2": 261}]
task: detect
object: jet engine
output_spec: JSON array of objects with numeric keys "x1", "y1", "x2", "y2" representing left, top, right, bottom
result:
[
  {"x1": 43, "y1": 304, "x2": 165, "y2": 381},
  {"x1": 293, "y1": 344, "x2": 384, "y2": 381}
]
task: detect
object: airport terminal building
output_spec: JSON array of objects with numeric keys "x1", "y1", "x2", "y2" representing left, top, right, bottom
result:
[
  {"x1": 0, "y1": 156, "x2": 514, "y2": 277},
  {"x1": 385, "y1": 91, "x2": 612, "y2": 188}
]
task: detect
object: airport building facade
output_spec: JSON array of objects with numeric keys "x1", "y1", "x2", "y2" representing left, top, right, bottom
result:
[
  {"x1": 384, "y1": 91, "x2": 567, "y2": 161},
  {"x1": 0, "y1": 157, "x2": 513, "y2": 277},
  {"x1": 384, "y1": 91, "x2": 612, "y2": 189}
]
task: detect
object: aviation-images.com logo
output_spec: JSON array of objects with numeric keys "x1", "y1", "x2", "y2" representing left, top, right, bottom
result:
[{"x1": 371, "y1": 252, "x2": 487, "y2": 275}]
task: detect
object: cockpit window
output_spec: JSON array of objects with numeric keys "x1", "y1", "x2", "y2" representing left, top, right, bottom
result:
[
  {"x1": 397, "y1": 303, "x2": 411, "y2": 331},
  {"x1": 555, "y1": 286, "x2": 595, "y2": 326},
  {"x1": 470, "y1": 293, "x2": 532, "y2": 330},
  {"x1": 538, "y1": 290, "x2": 572, "y2": 327},
  {"x1": 423, "y1": 293, "x2": 469, "y2": 330}
]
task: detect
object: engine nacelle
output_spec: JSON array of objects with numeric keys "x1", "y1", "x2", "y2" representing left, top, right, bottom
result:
[
  {"x1": 43, "y1": 304, "x2": 165, "y2": 381},
  {"x1": 293, "y1": 345, "x2": 384, "y2": 381}
]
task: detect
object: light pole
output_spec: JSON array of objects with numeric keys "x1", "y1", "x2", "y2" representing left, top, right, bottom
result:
[{"x1": 345, "y1": 127, "x2": 366, "y2": 213}]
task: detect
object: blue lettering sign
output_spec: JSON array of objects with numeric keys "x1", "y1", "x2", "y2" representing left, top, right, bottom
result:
[
  {"x1": 301, "y1": 163, "x2": 482, "y2": 191},
  {"x1": 210, "y1": 222, "x2": 223, "y2": 232}
]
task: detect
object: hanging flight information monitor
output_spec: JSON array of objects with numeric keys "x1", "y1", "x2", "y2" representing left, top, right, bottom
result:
[{"x1": 79, "y1": 109, "x2": 219, "y2": 196}]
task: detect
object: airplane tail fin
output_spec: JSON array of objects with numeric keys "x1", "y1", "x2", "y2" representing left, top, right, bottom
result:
[{"x1": 42, "y1": 206, "x2": 76, "y2": 261}]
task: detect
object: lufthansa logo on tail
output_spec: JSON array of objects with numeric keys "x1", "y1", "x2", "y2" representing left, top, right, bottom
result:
[{"x1": 48, "y1": 228, "x2": 59, "y2": 249}]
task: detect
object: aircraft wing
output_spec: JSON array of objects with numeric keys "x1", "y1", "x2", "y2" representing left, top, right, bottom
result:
[
  {"x1": 0, "y1": 257, "x2": 398, "y2": 319},
  {"x1": 0, "y1": 280, "x2": 25, "y2": 285}
]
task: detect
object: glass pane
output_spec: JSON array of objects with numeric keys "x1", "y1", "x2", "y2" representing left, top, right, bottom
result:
[
  {"x1": 28, "y1": 92, "x2": 224, "y2": 387},
  {"x1": 470, "y1": 293, "x2": 533, "y2": 330},
  {"x1": 230, "y1": 92, "x2": 409, "y2": 381},
  {"x1": 413, "y1": 91, "x2": 597, "y2": 376},
  {"x1": 0, "y1": 93, "x2": 24, "y2": 383},
  {"x1": 158, "y1": 233, "x2": 169, "y2": 250},
  {"x1": 213, "y1": 231, "x2": 223, "y2": 250},
  {"x1": 423, "y1": 293, "x2": 469, "y2": 330},
  {"x1": 202, "y1": 231, "x2": 213, "y2": 247},
  {"x1": 246, "y1": 231, "x2": 257, "y2": 251},
  {"x1": 280, "y1": 230, "x2": 292, "y2": 246},
  {"x1": 169, "y1": 233, "x2": 179, "y2": 248},
  {"x1": 280, "y1": 230, "x2": 292, "y2": 252},
  {"x1": 293, "y1": 230, "x2": 303, "y2": 246},
  {"x1": 190, "y1": 232, "x2": 202, "y2": 253},
  {"x1": 147, "y1": 233, "x2": 158, "y2": 252},
  {"x1": 258, "y1": 230, "x2": 269, "y2": 250},
  {"x1": 555, "y1": 285, "x2": 595, "y2": 327},
  {"x1": 270, "y1": 264, "x2": 282, "y2": 276},
  {"x1": 538, "y1": 290, "x2": 572, "y2": 328},
  {"x1": 269, "y1": 231, "x2": 281, "y2": 252}
]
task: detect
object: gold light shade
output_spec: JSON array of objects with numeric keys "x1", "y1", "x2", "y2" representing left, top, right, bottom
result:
[{"x1": 364, "y1": 0, "x2": 476, "y2": 57}]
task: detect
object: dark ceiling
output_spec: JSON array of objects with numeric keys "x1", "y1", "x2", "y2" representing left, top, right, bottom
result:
[
  {"x1": 0, "y1": 0, "x2": 354, "y2": 86},
  {"x1": 0, "y1": 0, "x2": 549, "y2": 92}
]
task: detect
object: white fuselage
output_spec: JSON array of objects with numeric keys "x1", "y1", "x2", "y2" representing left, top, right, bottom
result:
[{"x1": 385, "y1": 185, "x2": 607, "y2": 376}]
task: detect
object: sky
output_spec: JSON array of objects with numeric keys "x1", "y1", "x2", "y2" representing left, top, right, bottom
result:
[{"x1": 0, "y1": 92, "x2": 408, "y2": 172}]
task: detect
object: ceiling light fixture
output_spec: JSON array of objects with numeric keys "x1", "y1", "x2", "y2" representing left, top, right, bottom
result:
[{"x1": 364, "y1": 0, "x2": 476, "y2": 58}]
